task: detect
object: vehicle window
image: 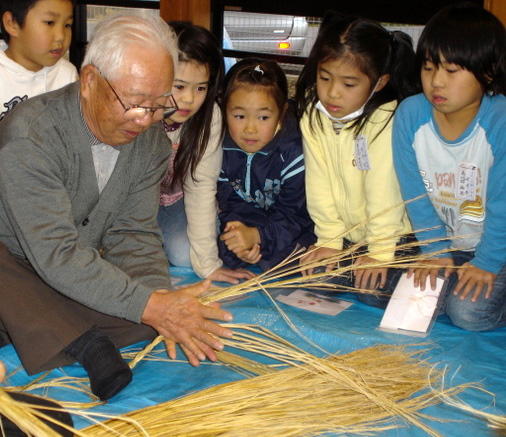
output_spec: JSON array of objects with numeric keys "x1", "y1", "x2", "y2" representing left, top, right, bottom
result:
[
  {"x1": 223, "y1": 11, "x2": 309, "y2": 57},
  {"x1": 223, "y1": 12, "x2": 423, "y2": 96},
  {"x1": 223, "y1": 12, "x2": 424, "y2": 59}
]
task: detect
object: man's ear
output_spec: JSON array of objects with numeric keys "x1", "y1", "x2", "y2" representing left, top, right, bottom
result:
[
  {"x1": 80, "y1": 64, "x2": 98, "y2": 100},
  {"x1": 375, "y1": 74, "x2": 391, "y2": 92},
  {"x1": 2, "y1": 11, "x2": 20, "y2": 38}
]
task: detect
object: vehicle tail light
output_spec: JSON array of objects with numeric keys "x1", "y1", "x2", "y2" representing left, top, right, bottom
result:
[{"x1": 278, "y1": 42, "x2": 291, "y2": 50}]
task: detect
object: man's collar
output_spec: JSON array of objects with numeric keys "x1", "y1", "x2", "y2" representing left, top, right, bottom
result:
[{"x1": 78, "y1": 94, "x2": 102, "y2": 146}]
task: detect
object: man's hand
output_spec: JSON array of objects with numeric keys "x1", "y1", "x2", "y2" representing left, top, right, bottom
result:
[
  {"x1": 454, "y1": 263, "x2": 496, "y2": 302},
  {"x1": 407, "y1": 257, "x2": 454, "y2": 291},
  {"x1": 300, "y1": 246, "x2": 340, "y2": 276},
  {"x1": 207, "y1": 267, "x2": 256, "y2": 284},
  {"x1": 220, "y1": 221, "x2": 261, "y2": 254},
  {"x1": 141, "y1": 279, "x2": 233, "y2": 366},
  {"x1": 353, "y1": 255, "x2": 388, "y2": 290}
]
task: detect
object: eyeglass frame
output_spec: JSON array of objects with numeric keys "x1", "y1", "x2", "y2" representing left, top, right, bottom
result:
[{"x1": 97, "y1": 69, "x2": 178, "y2": 120}]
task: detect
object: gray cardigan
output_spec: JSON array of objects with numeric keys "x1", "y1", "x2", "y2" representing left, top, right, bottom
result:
[{"x1": 0, "y1": 82, "x2": 172, "y2": 323}]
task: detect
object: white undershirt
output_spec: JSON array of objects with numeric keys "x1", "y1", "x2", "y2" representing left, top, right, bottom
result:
[{"x1": 91, "y1": 143, "x2": 120, "y2": 193}]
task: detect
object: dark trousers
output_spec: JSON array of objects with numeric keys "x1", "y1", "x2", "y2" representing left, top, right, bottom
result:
[
  {"x1": 330, "y1": 236, "x2": 420, "y2": 308},
  {"x1": 0, "y1": 242, "x2": 156, "y2": 374}
]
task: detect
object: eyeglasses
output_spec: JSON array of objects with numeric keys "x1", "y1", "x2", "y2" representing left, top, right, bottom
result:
[{"x1": 98, "y1": 71, "x2": 178, "y2": 120}]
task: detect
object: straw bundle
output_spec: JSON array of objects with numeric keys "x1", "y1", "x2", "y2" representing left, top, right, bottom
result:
[
  {"x1": 3, "y1": 197, "x2": 482, "y2": 435},
  {"x1": 82, "y1": 324, "x2": 476, "y2": 437},
  {"x1": 0, "y1": 384, "x2": 153, "y2": 437},
  {"x1": 436, "y1": 389, "x2": 506, "y2": 434},
  {"x1": 198, "y1": 193, "x2": 477, "y2": 305},
  {"x1": 129, "y1": 220, "x2": 475, "y2": 388},
  {"x1": 131, "y1": 227, "x2": 468, "y2": 370},
  {"x1": 0, "y1": 386, "x2": 79, "y2": 437},
  {"x1": 457, "y1": 408, "x2": 506, "y2": 434},
  {"x1": 200, "y1": 230, "x2": 472, "y2": 305}
]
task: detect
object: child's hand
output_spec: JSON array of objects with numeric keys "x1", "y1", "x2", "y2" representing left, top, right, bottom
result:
[
  {"x1": 220, "y1": 221, "x2": 261, "y2": 254},
  {"x1": 407, "y1": 257, "x2": 454, "y2": 291},
  {"x1": 208, "y1": 267, "x2": 256, "y2": 284},
  {"x1": 300, "y1": 246, "x2": 340, "y2": 276},
  {"x1": 454, "y1": 263, "x2": 496, "y2": 302},
  {"x1": 237, "y1": 244, "x2": 262, "y2": 264},
  {"x1": 353, "y1": 255, "x2": 388, "y2": 290}
]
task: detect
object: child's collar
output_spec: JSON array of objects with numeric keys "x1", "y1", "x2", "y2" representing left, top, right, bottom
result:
[{"x1": 161, "y1": 119, "x2": 183, "y2": 133}]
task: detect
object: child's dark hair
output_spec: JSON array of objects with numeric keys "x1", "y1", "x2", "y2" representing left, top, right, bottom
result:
[
  {"x1": 168, "y1": 21, "x2": 224, "y2": 189},
  {"x1": 222, "y1": 57, "x2": 289, "y2": 122},
  {"x1": 416, "y1": 4, "x2": 506, "y2": 96},
  {"x1": 0, "y1": 0, "x2": 75, "y2": 43},
  {"x1": 296, "y1": 11, "x2": 419, "y2": 135}
]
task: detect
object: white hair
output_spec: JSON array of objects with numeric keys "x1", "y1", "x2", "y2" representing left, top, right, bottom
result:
[{"x1": 82, "y1": 14, "x2": 179, "y2": 80}]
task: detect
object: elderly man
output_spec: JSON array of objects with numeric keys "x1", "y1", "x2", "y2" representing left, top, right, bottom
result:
[{"x1": 0, "y1": 15, "x2": 232, "y2": 401}]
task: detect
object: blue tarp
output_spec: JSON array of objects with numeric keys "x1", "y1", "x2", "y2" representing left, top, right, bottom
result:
[{"x1": 1, "y1": 266, "x2": 505, "y2": 436}]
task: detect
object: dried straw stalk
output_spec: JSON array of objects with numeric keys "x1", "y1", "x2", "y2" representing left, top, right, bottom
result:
[
  {"x1": 82, "y1": 324, "x2": 476, "y2": 437},
  {"x1": 0, "y1": 386, "x2": 84, "y2": 437},
  {"x1": 435, "y1": 386, "x2": 506, "y2": 433},
  {"x1": 3, "y1": 196, "x2": 481, "y2": 435},
  {"x1": 201, "y1": 231, "x2": 472, "y2": 305},
  {"x1": 131, "y1": 228, "x2": 470, "y2": 369},
  {"x1": 201, "y1": 193, "x2": 478, "y2": 305},
  {"x1": 0, "y1": 384, "x2": 154, "y2": 437},
  {"x1": 0, "y1": 360, "x2": 5, "y2": 383},
  {"x1": 452, "y1": 405, "x2": 506, "y2": 433}
]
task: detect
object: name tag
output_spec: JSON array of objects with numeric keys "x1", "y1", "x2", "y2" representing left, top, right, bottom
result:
[
  {"x1": 354, "y1": 135, "x2": 371, "y2": 170},
  {"x1": 456, "y1": 163, "x2": 477, "y2": 200}
]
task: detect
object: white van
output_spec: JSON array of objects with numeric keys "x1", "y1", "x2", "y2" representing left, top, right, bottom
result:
[{"x1": 224, "y1": 11, "x2": 308, "y2": 56}]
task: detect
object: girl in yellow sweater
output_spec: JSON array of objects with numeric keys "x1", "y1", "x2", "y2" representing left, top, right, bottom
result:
[{"x1": 297, "y1": 12, "x2": 419, "y2": 306}]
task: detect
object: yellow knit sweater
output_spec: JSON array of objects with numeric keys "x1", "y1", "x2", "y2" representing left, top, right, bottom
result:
[{"x1": 300, "y1": 101, "x2": 411, "y2": 261}]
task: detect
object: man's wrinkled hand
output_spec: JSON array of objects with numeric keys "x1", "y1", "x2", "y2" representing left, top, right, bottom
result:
[{"x1": 141, "y1": 279, "x2": 233, "y2": 366}]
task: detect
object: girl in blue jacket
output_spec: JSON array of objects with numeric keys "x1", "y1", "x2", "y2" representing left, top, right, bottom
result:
[{"x1": 217, "y1": 58, "x2": 315, "y2": 271}]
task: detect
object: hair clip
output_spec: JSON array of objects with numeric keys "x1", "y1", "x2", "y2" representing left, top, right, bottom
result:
[{"x1": 254, "y1": 65, "x2": 264, "y2": 75}]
